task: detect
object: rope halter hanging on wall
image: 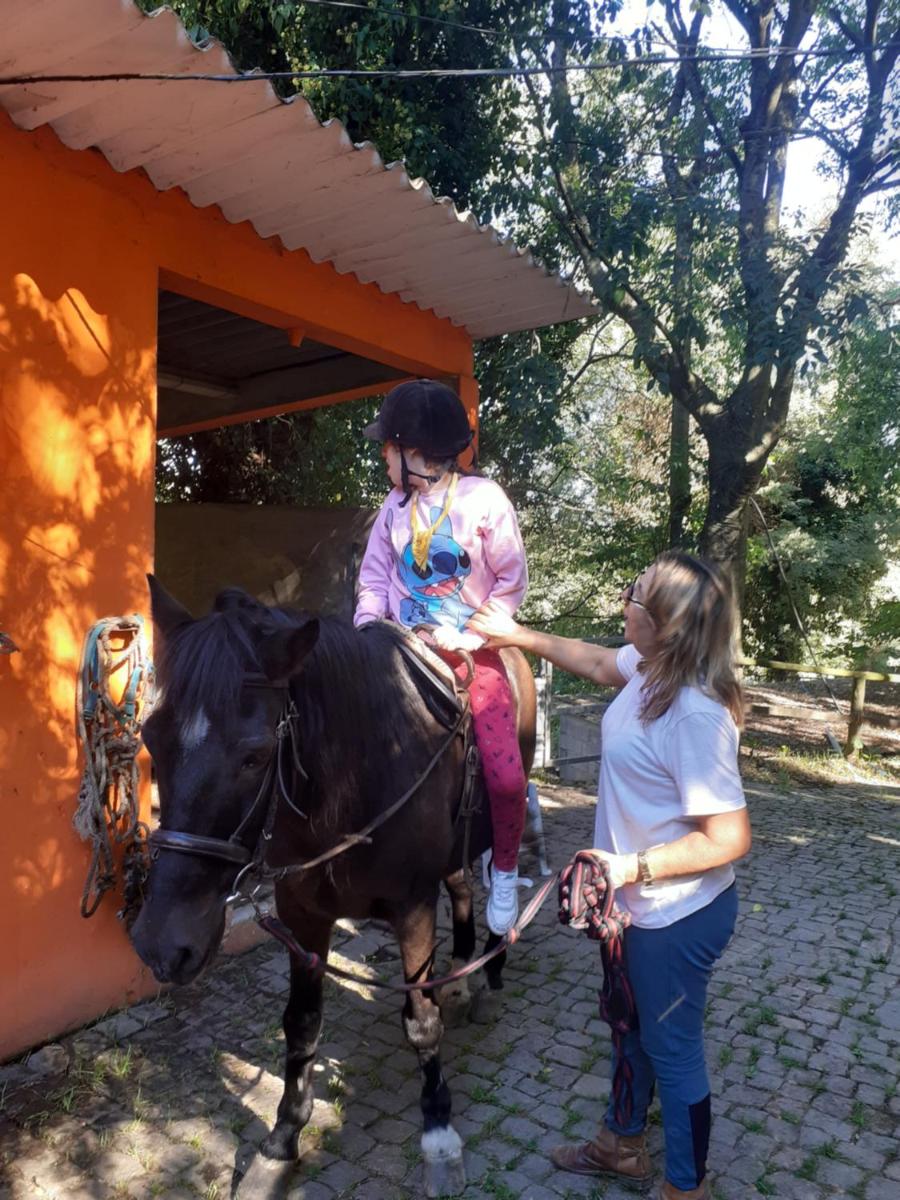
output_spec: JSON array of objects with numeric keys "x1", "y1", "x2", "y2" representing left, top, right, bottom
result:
[{"x1": 73, "y1": 615, "x2": 154, "y2": 923}]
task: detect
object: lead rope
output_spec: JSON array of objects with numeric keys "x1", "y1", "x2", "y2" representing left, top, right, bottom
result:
[
  {"x1": 558, "y1": 851, "x2": 636, "y2": 1128},
  {"x1": 73, "y1": 615, "x2": 155, "y2": 922}
]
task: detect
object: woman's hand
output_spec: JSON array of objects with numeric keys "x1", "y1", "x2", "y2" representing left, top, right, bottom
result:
[
  {"x1": 466, "y1": 600, "x2": 528, "y2": 649},
  {"x1": 583, "y1": 849, "x2": 639, "y2": 891}
]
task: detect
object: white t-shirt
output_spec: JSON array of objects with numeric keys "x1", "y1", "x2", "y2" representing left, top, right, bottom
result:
[{"x1": 592, "y1": 643, "x2": 746, "y2": 929}]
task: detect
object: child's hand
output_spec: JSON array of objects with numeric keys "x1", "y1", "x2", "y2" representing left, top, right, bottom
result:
[
  {"x1": 466, "y1": 601, "x2": 525, "y2": 648},
  {"x1": 430, "y1": 625, "x2": 484, "y2": 652}
]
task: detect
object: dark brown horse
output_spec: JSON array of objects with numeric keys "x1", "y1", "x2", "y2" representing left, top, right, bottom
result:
[{"x1": 130, "y1": 577, "x2": 535, "y2": 1197}]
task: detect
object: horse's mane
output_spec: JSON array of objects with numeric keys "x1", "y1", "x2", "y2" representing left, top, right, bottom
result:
[{"x1": 156, "y1": 590, "x2": 437, "y2": 826}]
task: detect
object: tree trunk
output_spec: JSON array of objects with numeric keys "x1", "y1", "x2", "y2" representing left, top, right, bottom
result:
[
  {"x1": 668, "y1": 397, "x2": 691, "y2": 548},
  {"x1": 699, "y1": 432, "x2": 760, "y2": 612}
]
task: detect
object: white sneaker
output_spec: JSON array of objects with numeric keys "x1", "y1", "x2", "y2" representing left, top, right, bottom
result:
[{"x1": 486, "y1": 867, "x2": 519, "y2": 936}]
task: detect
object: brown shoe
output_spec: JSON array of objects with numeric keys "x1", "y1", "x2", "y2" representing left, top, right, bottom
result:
[
  {"x1": 657, "y1": 1180, "x2": 711, "y2": 1199},
  {"x1": 549, "y1": 1124, "x2": 653, "y2": 1187}
]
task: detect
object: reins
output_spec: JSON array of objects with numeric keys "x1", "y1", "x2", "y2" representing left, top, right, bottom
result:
[
  {"x1": 559, "y1": 851, "x2": 637, "y2": 1128},
  {"x1": 256, "y1": 868, "x2": 560, "y2": 994},
  {"x1": 146, "y1": 628, "x2": 634, "y2": 1044},
  {"x1": 255, "y1": 853, "x2": 633, "y2": 1037}
]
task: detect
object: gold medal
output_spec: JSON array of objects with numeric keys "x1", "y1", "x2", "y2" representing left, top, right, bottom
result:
[{"x1": 410, "y1": 473, "x2": 458, "y2": 570}]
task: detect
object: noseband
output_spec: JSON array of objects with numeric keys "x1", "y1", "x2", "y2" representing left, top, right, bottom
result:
[{"x1": 148, "y1": 674, "x2": 305, "y2": 884}]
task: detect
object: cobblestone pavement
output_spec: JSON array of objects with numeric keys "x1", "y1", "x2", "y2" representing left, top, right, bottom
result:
[{"x1": 1, "y1": 779, "x2": 898, "y2": 1200}]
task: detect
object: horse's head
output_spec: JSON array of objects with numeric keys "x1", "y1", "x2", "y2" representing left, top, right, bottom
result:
[{"x1": 130, "y1": 577, "x2": 318, "y2": 985}]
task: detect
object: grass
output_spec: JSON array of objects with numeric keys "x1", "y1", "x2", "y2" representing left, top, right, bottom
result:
[
  {"x1": 482, "y1": 1173, "x2": 517, "y2": 1200},
  {"x1": 580, "y1": 1045, "x2": 603, "y2": 1073},
  {"x1": 560, "y1": 1104, "x2": 581, "y2": 1137},
  {"x1": 778, "y1": 1054, "x2": 805, "y2": 1070},
  {"x1": 741, "y1": 737, "x2": 900, "y2": 788},
  {"x1": 796, "y1": 1154, "x2": 819, "y2": 1181},
  {"x1": 107, "y1": 1047, "x2": 135, "y2": 1080},
  {"x1": 746, "y1": 1046, "x2": 761, "y2": 1078}
]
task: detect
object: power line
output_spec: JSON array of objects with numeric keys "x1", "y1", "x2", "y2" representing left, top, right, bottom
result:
[
  {"x1": 294, "y1": 0, "x2": 501, "y2": 40},
  {"x1": 292, "y1": 0, "x2": 675, "y2": 49},
  {"x1": 1, "y1": 39, "x2": 897, "y2": 87}
]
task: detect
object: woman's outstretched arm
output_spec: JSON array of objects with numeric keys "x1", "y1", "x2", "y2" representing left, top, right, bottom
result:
[{"x1": 467, "y1": 600, "x2": 627, "y2": 688}]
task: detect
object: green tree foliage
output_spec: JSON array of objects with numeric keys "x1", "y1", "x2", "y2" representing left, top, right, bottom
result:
[
  {"x1": 501, "y1": 0, "x2": 900, "y2": 591},
  {"x1": 745, "y1": 281, "x2": 900, "y2": 666}
]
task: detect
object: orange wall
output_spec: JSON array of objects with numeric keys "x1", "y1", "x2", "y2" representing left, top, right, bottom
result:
[{"x1": 0, "y1": 115, "x2": 476, "y2": 1060}]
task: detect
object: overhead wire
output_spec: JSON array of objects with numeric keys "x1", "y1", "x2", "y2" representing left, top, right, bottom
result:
[{"x1": 1, "y1": 38, "x2": 897, "y2": 86}]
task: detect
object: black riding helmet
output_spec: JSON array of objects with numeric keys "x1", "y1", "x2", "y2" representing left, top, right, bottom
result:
[{"x1": 364, "y1": 379, "x2": 474, "y2": 460}]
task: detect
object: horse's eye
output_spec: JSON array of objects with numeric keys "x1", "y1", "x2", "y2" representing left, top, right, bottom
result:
[{"x1": 241, "y1": 753, "x2": 265, "y2": 772}]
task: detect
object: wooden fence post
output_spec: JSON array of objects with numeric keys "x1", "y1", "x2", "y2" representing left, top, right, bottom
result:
[
  {"x1": 844, "y1": 674, "x2": 868, "y2": 759},
  {"x1": 534, "y1": 659, "x2": 553, "y2": 770}
]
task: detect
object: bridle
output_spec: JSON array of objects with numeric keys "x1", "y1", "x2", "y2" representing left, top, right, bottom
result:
[
  {"x1": 147, "y1": 647, "x2": 472, "y2": 903},
  {"x1": 148, "y1": 674, "x2": 305, "y2": 898}
]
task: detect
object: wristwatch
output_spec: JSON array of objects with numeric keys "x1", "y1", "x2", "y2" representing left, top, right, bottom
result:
[{"x1": 637, "y1": 849, "x2": 654, "y2": 886}]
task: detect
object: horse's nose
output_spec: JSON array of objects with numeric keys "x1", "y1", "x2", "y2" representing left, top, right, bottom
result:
[
  {"x1": 131, "y1": 914, "x2": 203, "y2": 984},
  {"x1": 146, "y1": 942, "x2": 201, "y2": 985}
]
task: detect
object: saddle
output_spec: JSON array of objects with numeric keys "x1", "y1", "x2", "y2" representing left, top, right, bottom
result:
[{"x1": 362, "y1": 623, "x2": 484, "y2": 855}]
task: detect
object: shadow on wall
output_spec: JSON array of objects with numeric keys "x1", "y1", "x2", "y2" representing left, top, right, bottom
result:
[
  {"x1": 154, "y1": 504, "x2": 377, "y2": 621},
  {"x1": 0, "y1": 266, "x2": 156, "y2": 1048}
]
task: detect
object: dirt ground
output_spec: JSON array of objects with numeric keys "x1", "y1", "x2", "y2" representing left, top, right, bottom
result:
[{"x1": 740, "y1": 673, "x2": 899, "y2": 787}]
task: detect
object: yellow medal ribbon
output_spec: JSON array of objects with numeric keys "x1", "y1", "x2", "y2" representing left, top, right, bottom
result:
[{"x1": 410, "y1": 472, "x2": 458, "y2": 571}]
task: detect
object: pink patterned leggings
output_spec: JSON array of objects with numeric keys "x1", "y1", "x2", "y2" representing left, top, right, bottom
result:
[{"x1": 455, "y1": 648, "x2": 527, "y2": 872}]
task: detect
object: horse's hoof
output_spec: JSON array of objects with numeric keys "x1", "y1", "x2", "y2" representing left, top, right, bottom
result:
[
  {"x1": 437, "y1": 967, "x2": 472, "y2": 1027},
  {"x1": 469, "y1": 987, "x2": 502, "y2": 1025},
  {"x1": 236, "y1": 1152, "x2": 299, "y2": 1198},
  {"x1": 423, "y1": 1152, "x2": 466, "y2": 1197},
  {"x1": 422, "y1": 1127, "x2": 466, "y2": 1198}
]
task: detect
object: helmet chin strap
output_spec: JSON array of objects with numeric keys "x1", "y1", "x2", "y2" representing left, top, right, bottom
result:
[{"x1": 398, "y1": 449, "x2": 441, "y2": 507}]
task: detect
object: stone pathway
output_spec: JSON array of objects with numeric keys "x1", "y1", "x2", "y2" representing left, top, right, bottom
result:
[{"x1": 1, "y1": 779, "x2": 898, "y2": 1200}]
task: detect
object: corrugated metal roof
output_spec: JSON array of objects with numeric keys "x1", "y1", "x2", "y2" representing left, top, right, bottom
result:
[{"x1": 1, "y1": 0, "x2": 596, "y2": 339}]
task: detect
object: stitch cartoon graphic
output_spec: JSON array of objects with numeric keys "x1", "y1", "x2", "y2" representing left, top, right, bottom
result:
[{"x1": 388, "y1": 506, "x2": 475, "y2": 630}]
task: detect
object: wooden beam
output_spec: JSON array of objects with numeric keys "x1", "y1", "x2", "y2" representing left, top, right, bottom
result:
[
  {"x1": 159, "y1": 378, "x2": 413, "y2": 438},
  {"x1": 158, "y1": 353, "x2": 405, "y2": 432},
  {"x1": 738, "y1": 657, "x2": 900, "y2": 684}
]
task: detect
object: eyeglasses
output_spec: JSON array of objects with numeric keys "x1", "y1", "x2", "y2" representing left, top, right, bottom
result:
[{"x1": 621, "y1": 576, "x2": 653, "y2": 618}]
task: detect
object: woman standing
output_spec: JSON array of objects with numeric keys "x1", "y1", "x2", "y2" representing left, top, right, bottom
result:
[{"x1": 468, "y1": 552, "x2": 752, "y2": 1200}]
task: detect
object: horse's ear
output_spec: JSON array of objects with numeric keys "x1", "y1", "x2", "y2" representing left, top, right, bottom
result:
[
  {"x1": 258, "y1": 619, "x2": 320, "y2": 685},
  {"x1": 147, "y1": 574, "x2": 193, "y2": 637}
]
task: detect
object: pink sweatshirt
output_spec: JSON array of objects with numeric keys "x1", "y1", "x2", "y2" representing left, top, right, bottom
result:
[{"x1": 354, "y1": 474, "x2": 528, "y2": 632}]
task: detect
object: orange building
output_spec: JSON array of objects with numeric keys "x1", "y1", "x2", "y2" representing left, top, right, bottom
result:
[{"x1": 0, "y1": 0, "x2": 592, "y2": 1061}]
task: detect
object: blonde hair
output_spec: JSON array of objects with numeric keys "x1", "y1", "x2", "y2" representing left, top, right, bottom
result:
[{"x1": 638, "y1": 552, "x2": 744, "y2": 728}]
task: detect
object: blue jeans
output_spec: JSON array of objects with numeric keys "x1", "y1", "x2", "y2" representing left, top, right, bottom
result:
[{"x1": 606, "y1": 884, "x2": 738, "y2": 1190}]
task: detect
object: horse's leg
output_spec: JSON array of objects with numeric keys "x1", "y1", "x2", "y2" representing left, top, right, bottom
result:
[
  {"x1": 260, "y1": 913, "x2": 333, "y2": 1162},
  {"x1": 471, "y1": 931, "x2": 506, "y2": 1025},
  {"x1": 436, "y1": 869, "x2": 476, "y2": 1024},
  {"x1": 395, "y1": 900, "x2": 466, "y2": 1199}
]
